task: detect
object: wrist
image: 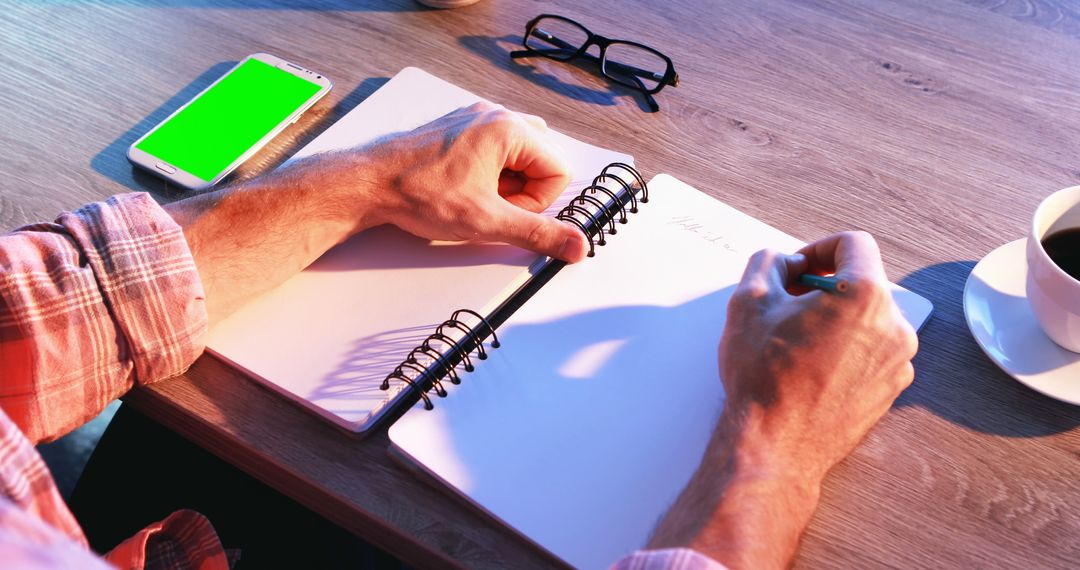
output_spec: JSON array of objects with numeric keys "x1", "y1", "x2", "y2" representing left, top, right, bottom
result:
[
  {"x1": 274, "y1": 151, "x2": 384, "y2": 237},
  {"x1": 665, "y1": 408, "x2": 822, "y2": 570},
  {"x1": 721, "y1": 406, "x2": 824, "y2": 505}
]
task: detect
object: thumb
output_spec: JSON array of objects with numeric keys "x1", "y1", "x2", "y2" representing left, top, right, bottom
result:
[{"x1": 479, "y1": 201, "x2": 589, "y2": 262}]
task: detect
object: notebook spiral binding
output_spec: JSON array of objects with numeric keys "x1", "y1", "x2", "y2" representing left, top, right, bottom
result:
[
  {"x1": 380, "y1": 162, "x2": 648, "y2": 410},
  {"x1": 556, "y1": 163, "x2": 649, "y2": 257},
  {"x1": 380, "y1": 308, "x2": 500, "y2": 410}
]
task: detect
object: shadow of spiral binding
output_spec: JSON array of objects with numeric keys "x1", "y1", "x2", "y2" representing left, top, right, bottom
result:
[
  {"x1": 556, "y1": 163, "x2": 649, "y2": 257},
  {"x1": 380, "y1": 309, "x2": 500, "y2": 410}
]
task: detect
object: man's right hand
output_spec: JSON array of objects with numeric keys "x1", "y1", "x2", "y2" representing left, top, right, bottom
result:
[
  {"x1": 720, "y1": 230, "x2": 918, "y2": 484},
  {"x1": 649, "y1": 231, "x2": 918, "y2": 570}
]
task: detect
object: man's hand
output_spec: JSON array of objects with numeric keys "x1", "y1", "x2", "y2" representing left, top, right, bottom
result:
[
  {"x1": 649, "y1": 231, "x2": 918, "y2": 570},
  {"x1": 721, "y1": 230, "x2": 918, "y2": 483},
  {"x1": 303, "y1": 101, "x2": 588, "y2": 261},
  {"x1": 168, "y1": 102, "x2": 586, "y2": 325}
]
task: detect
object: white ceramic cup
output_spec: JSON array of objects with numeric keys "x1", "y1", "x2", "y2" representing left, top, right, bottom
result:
[
  {"x1": 414, "y1": 0, "x2": 482, "y2": 7},
  {"x1": 1027, "y1": 185, "x2": 1080, "y2": 352}
]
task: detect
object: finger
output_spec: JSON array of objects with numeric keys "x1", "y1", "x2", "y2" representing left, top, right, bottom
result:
[
  {"x1": 783, "y1": 251, "x2": 810, "y2": 293},
  {"x1": 883, "y1": 359, "x2": 916, "y2": 399},
  {"x1": 503, "y1": 189, "x2": 554, "y2": 213},
  {"x1": 797, "y1": 231, "x2": 887, "y2": 283},
  {"x1": 497, "y1": 170, "x2": 555, "y2": 213},
  {"x1": 443, "y1": 100, "x2": 499, "y2": 119},
  {"x1": 517, "y1": 112, "x2": 548, "y2": 131},
  {"x1": 737, "y1": 249, "x2": 806, "y2": 302},
  {"x1": 476, "y1": 200, "x2": 588, "y2": 262},
  {"x1": 894, "y1": 307, "x2": 919, "y2": 360},
  {"x1": 503, "y1": 122, "x2": 572, "y2": 210},
  {"x1": 497, "y1": 170, "x2": 527, "y2": 197}
]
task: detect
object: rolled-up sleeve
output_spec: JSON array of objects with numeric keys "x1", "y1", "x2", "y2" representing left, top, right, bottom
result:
[
  {"x1": 611, "y1": 548, "x2": 729, "y2": 570},
  {"x1": 0, "y1": 193, "x2": 206, "y2": 444}
]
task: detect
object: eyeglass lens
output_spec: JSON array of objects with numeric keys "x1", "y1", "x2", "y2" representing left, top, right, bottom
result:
[
  {"x1": 602, "y1": 44, "x2": 667, "y2": 92},
  {"x1": 525, "y1": 18, "x2": 589, "y2": 61}
]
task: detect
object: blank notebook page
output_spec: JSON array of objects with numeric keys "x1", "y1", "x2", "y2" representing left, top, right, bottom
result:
[
  {"x1": 205, "y1": 67, "x2": 631, "y2": 432},
  {"x1": 388, "y1": 174, "x2": 934, "y2": 569}
]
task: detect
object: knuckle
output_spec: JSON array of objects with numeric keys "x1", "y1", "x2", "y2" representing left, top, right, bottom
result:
[
  {"x1": 899, "y1": 322, "x2": 919, "y2": 358},
  {"x1": 897, "y1": 362, "x2": 915, "y2": 390},
  {"x1": 849, "y1": 275, "x2": 889, "y2": 302},
  {"x1": 521, "y1": 112, "x2": 547, "y2": 129},
  {"x1": 746, "y1": 248, "x2": 773, "y2": 269},
  {"x1": 735, "y1": 278, "x2": 771, "y2": 302},
  {"x1": 524, "y1": 217, "x2": 551, "y2": 248},
  {"x1": 487, "y1": 109, "x2": 522, "y2": 135},
  {"x1": 842, "y1": 229, "x2": 876, "y2": 245},
  {"x1": 487, "y1": 105, "x2": 514, "y2": 121},
  {"x1": 469, "y1": 100, "x2": 498, "y2": 113},
  {"x1": 757, "y1": 248, "x2": 781, "y2": 263}
]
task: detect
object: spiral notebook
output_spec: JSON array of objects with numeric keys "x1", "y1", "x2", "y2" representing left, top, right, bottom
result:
[
  {"x1": 387, "y1": 175, "x2": 933, "y2": 569},
  {"x1": 206, "y1": 67, "x2": 933, "y2": 569},
  {"x1": 205, "y1": 67, "x2": 633, "y2": 433}
]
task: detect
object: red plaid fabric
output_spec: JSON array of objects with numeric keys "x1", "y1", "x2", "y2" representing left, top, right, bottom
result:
[
  {"x1": 612, "y1": 549, "x2": 728, "y2": 570},
  {"x1": 0, "y1": 193, "x2": 227, "y2": 569},
  {"x1": 0, "y1": 192, "x2": 724, "y2": 569}
]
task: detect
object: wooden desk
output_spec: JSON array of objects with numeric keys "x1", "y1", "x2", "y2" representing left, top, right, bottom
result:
[{"x1": 3, "y1": 0, "x2": 1079, "y2": 567}]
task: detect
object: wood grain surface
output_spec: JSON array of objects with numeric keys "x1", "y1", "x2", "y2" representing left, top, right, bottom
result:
[{"x1": 2, "y1": 0, "x2": 1079, "y2": 567}]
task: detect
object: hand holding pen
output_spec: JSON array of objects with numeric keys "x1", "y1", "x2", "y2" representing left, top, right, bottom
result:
[
  {"x1": 651, "y1": 231, "x2": 920, "y2": 566},
  {"x1": 719, "y1": 229, "x2": 919, "y2": 480}
]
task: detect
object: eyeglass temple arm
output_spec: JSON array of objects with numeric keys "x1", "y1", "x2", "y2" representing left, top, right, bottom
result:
[
  {"x1": 529, "y1": 27, "x2": 577, "y2": 51},
  {"x1": 628, "y1": 75, "x2": 661, "y2": 112},
  {"x1": 604, "y1": 59, "x2": 678, "y2": 87}
]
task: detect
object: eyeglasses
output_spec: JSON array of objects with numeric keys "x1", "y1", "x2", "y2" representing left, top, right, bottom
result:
[{"x1": 510, "y1": 14, "x2": 680, "y2": 113}]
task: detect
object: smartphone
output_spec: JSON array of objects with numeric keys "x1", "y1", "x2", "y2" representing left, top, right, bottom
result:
[{"x1": 128, "y1": 53, "x2": 332, "y2": 190}]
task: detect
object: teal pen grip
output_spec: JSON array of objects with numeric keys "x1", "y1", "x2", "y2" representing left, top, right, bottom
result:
[{"x1": 798, "y1": 274, "x2": 849, "y2": 293}]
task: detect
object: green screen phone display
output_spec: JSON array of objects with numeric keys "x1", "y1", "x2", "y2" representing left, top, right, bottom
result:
[{"x1": 136, "y1": 58, "x2": 321, "y2": 182}]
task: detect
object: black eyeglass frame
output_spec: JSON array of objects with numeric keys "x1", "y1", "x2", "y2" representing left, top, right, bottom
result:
[{"x1": 510, "y1": 14, "x2": 680, "y2": 112}]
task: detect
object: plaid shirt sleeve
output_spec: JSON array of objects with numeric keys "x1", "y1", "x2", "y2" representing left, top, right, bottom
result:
[
  {"x1": 0, "y1": 193, "x2": 229, "y2": 569},
  {"x1": 611, "y1": 548, "x2": 729, "y2": 570},
  {"x1": 0, "y1": 192, "x2": 207, "y2": 444}
]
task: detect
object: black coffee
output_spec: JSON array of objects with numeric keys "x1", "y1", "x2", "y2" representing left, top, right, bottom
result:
[{"x1": 1041, "y1": 227, "x2": 1080, "y2": 281}]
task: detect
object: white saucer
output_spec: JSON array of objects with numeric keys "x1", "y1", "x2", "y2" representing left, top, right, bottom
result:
[{"x1": 963, "y1": 239, "x2": 1080, "y2": 405}]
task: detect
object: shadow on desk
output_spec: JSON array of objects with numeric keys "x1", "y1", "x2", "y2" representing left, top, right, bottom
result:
[
  {"x1": 91, "y1": 62, "x2": 390, "y2": 201},
  {"x1": 90, "y1": 61, "x2": 235, "y2": 201},
  {"x1": 896, "y1": 261, "x2": 1080, "y2": 437}
]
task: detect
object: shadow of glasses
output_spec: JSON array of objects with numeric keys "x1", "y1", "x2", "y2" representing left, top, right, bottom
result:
[{"x1": 458, "y1": 34, "x2": 656, "y2": 113}]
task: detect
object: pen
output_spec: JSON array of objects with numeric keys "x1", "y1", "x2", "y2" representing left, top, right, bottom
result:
[{"x1": 798, "y1": 274, "x2": 849, "y2": 293}]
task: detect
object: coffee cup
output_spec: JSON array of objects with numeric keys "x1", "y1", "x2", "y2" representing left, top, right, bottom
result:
[
  {"x1": 1026, "y1": 186, "x2": 1080, "y2": 352},
  {"x1": 415, "y1": 0, "x2": 482, "y2": 7}
]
